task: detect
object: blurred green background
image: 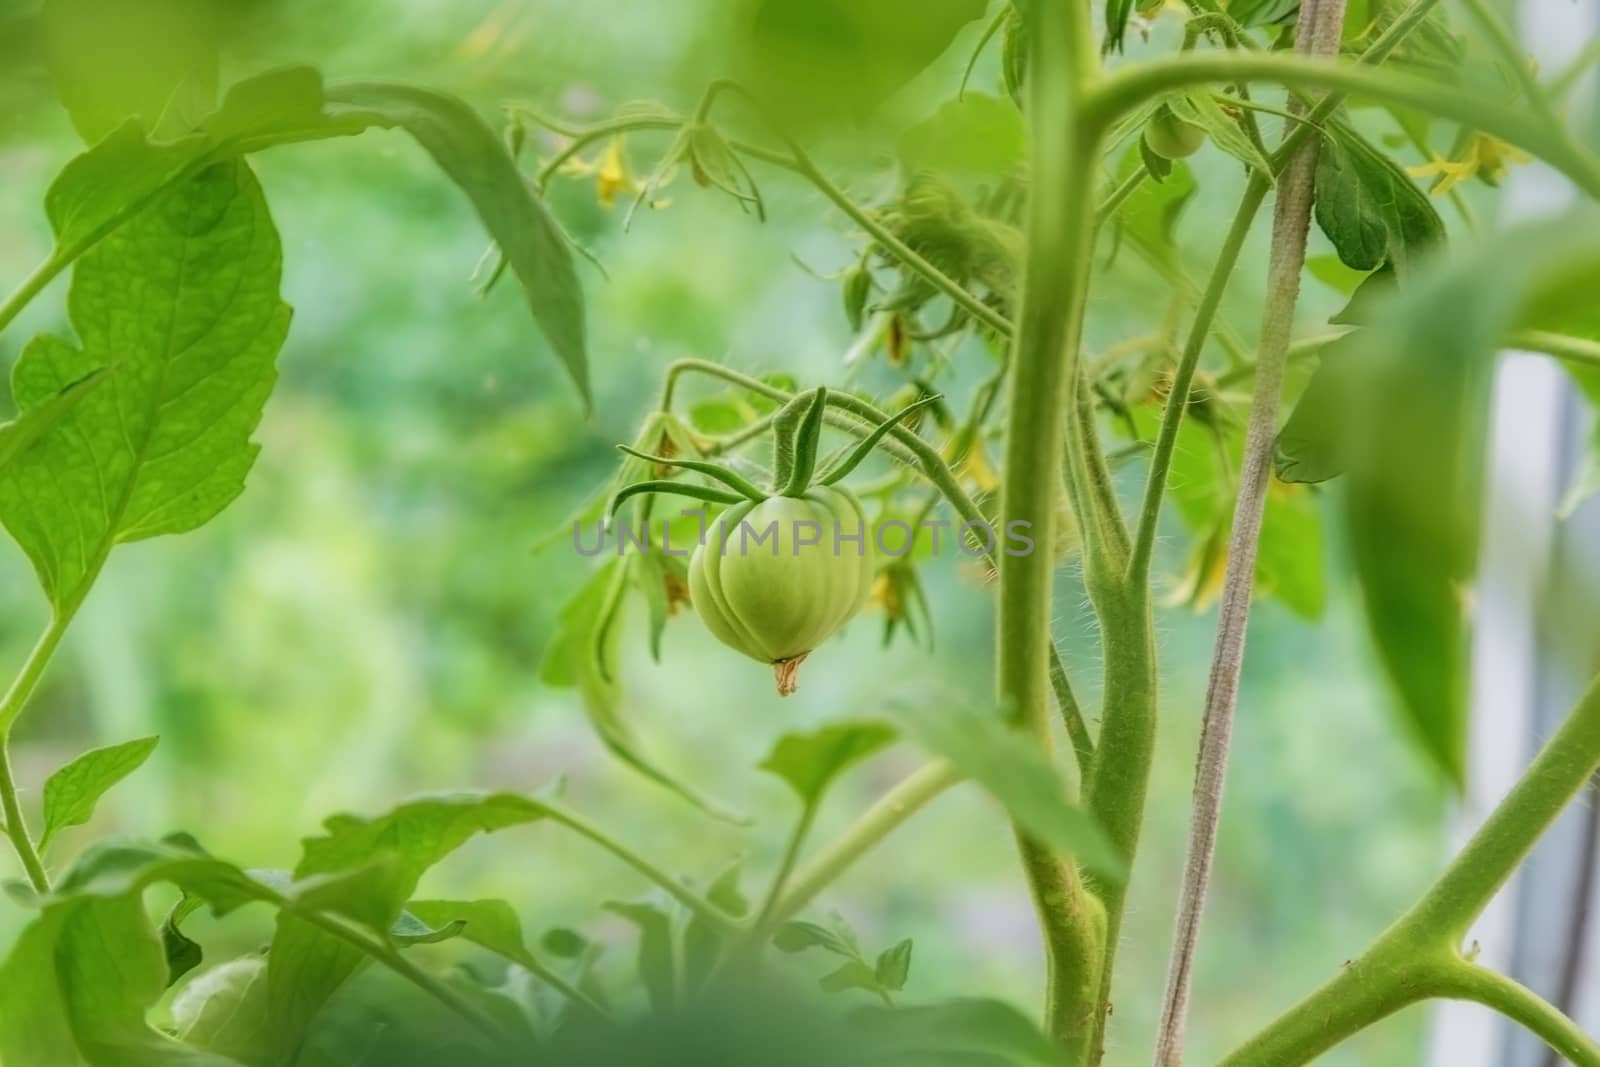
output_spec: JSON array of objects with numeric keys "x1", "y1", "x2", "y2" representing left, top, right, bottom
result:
[{"x1": 0, "y1": 2, "x2": 1456, "y2": 1063}]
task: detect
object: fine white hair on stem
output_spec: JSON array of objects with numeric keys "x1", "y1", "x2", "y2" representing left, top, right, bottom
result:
[{"x1": 1150, "y1": 0, "x2": 1348, "y2": 1063}]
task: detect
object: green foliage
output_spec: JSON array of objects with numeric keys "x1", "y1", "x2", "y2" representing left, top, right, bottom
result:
[
  {"x1": 898, "y1": 93, "x2": 1027, "y2": 178},
  {"x1": 39, "y1": 0, "x2": 220, "y2": 142},
  {"x1": 1313, "y1": 121, "x2": 1445, "y2": 274},
  {"x1": 773, "y1": 914, "x2": 914, "y2": 1001},
  {"x1": 760, "y1": 721, "x2": 898, "y2": 808},
  {"x1": 853, "y1": 997, "x2": 1063, "y2": 1065},
  {"x1": 734, "y1": 0, "x2": 987, "y2": 126},
  {"x1": 1, "y1": 2, "x2": 1597, "y2": 1065},
  {"x1": 2, "y1": 161, "x2": 288, "y2": 612},
  {"x1": 40, "y1": 736, "x2": 160, "y2": 850},
  {"x1": 263, "y1": 793, "x2": 548, "y2": 1061},
  {"x1": 1279, "y1": 217, "x2": 1600, "y2": 786}
]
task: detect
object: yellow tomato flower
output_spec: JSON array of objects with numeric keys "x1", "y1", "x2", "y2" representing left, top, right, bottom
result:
[{"x1": 1409, "y1": 133, "x2": 1532, "y2": 195}]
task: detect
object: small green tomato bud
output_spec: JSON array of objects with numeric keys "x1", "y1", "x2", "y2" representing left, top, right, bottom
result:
[
  {"x1": 842, "y1": 262, "x2": 872, "y2": 333},
  {"x1": 1142, "y1": 105, "x2": 1208, "y2": 161}
]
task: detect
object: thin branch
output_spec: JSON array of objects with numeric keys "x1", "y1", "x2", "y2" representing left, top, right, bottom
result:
[
  {"x1": 765, "y1": 760, "x2": 962, "y2": 924},
  {"x1": 1438, "y1": 964, "x2": 1600, "y2": 1067},
  {"x1": 1050, "y1": 643, "x2": 1095, "y2": 781},
  {"x1": 1152, "y1": 2, "x2": 1346, "y2": 1064}
]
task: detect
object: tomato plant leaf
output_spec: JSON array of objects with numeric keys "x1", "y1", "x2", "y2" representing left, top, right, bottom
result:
[
  {"x1": 0, "y1": 161, "x2": 287, "y2": 614},
  {"x1": 40, "y1": 735, "x2": 159, "y2": 850},
  {"x1": 773, "y1": 919, "x2": 857, "y2": 958},
  {"x1": 874, "y1": 938, "x2": 914, "y2": 991},
  {"x1": 853, "y1": 997, "x2": 1062, "y2": 1066},
  {"x1": 892, "y1": 704, "x2": 1124, "y2": 881},
  {"x1": 897, "y1": 93, "x2": 1026, "y2": 178},
  {"x1": 1314, "y1": 121, "x2": 1444, "y2": 274},
  {"x1": 758, "y1": 721, "x2": 897, "y2": 809},
  {"x1": 40, "y1": 0, "x2": 220, "y2": 143},
  {"x1": 323, "y1": 82, "x2": 590, "y2": 410},
  {"x1": 171, "y1": 958, "x2": 271, "y2": 1062},
  {"x1": 603, "y1": 899, "x2": 677, "y2": 1012},
  {"x1": 388, "y1": 911, "x2": 468, "y2": 947},
  {"x1": 735, "y1": 0, "x2": 987, "y2": 126},
  {"x1": 1223, "y1": 0, "x2": 1300, "y2": 27},
  {"x1": 0, "y1": 893, "x2": 238, "y2": 1067},
  {"x1": 683, "y1": 862, "x2": 747, "y2": 990},
  {"x1": 160, "y1": 895, "x2": 205, "y2": 987},
  {"x1": 40, "y1": 68, "x2": 367, "y2": 289},
  {"x1": 263, "y1": 793, "x2": 545, "y2": 1062},
  {"x1": 0, "y1": 836, "x2": 286, "y2": 1067},
  {"x1": 0, "y1": 369, "x2": 106, "y2": 476},
  {"x1": 1295, "y1": 217, "x2": 1600, "y2": 785},
  {"x1": 407, "y1": 899, "x2": 540, "y2": 970}
]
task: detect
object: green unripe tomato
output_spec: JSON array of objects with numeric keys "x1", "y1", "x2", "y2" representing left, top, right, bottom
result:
[
  {"x1": 1143, "y1": 105, "x2": 1207, "y2": 160},
  {"x1": 688, "y1": 487, "x2": 874, "y2": 695}
]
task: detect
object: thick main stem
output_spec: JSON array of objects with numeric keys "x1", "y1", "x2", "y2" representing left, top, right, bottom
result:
[
  {"x1": 997, "y1": 1, "x2": 1104, "y2": 1058},
  {"x1": 1152, "y1": 3, "x2": 1345, "y2": 1064}
]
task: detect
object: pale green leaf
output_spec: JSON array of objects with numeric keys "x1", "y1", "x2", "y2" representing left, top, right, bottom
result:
[
  {"x1": 40, "y1": 735, "x2": 159, "y2": 849},
  {"x1": 898, "y1": 93, "x2": 1026, "y2": 178},
  {"x1": 758, "y1": 721, "x2": 897, "y2": 809},
  {"x1": 40, "y1": 0, "x2": 219, "y2": 142}
]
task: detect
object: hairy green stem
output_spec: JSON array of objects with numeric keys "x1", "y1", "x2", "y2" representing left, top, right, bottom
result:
[
  {"x1": 1082, "y1": 586, "x2": 1157, "y2": 1063},
  {"x1": 1153, "y1": 4, "x2": 1345, "y2": 1062},
  {"x1": 766, "y1": 760, "x2": 962, "y2": 925},
  {"x1": 1221, "y1": 674, "x2": 1600, "y2": 1066},
  {"x1": 997, "y1": 2, "x2": 1105, "y2": 1057}
]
